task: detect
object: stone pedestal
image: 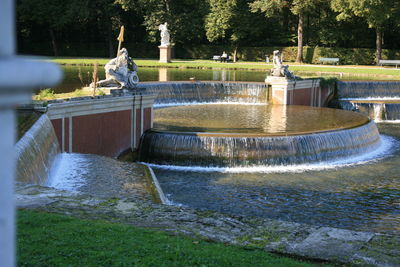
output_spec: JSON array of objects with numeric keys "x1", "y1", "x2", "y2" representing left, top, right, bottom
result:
[
  {"x1": 158, "y1": 45, "x2": 172, "y2": 63},
  {"x1": 265, "y1": 76, "x2": 321, "y2": 106}
]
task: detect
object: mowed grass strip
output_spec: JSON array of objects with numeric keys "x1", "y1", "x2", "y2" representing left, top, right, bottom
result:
[
  {"x1": 46, "y1": 57, "x2": 400, "y2": 77},
  {"x1": 17, "y1": 210, "x2": 328, "y2": 267}
]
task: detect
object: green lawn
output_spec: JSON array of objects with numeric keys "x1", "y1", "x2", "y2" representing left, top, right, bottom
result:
[
  {"x1": 17, "y1": 210, "x2": 330, "y2": 267},
  {"x1": 46, "y1": 57, "x2": 400, "y2": 77}
]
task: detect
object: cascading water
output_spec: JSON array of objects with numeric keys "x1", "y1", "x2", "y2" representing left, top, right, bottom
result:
[
  {"x1": 139, "y1": 104, "x2": 382, "y2": 169},
  {"x1": 139, "y1": 121, "x2": 381, "y2": 167},
  {"x1": 337, "y1": 81, "x2": 400, "y2": 99},
  {"x1": 15, "y1": 114, "x2": 60, "y2": 185},
  {"x1": 337, "y1": 81, "x2": 400, "y2": 121},
  {"x1": 136, "y1": 81, "x2": 268, "y2": 106},
  {"x1": 16, "y1": 79, "x2": 399, "y2": 236},
  {"x1": 136, "y1": 81, "x2": 399, "y2": 234},
  {"x1": 384, "y1": 104, "x2": 400, "y2": 121}
]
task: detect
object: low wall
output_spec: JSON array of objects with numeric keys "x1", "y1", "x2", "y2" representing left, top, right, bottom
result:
[{"x1": 46, "y1": 94, "x2": 155, "y2": 157}]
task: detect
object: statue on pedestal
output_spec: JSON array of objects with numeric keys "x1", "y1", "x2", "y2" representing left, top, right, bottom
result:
[
  {"x1": 270, "y1": 50, "x2": 295, "y2": 79},
  {"x1": 95, "y1": 48, "x2": 139, "y2": 88},
  {"x1": 158, "y1": 22, "x2": 170, "y2": 47}
]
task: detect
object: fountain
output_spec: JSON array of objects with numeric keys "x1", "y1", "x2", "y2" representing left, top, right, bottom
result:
[
  {"x1": 138, "y1": 51, "x2": 383, "y2": 169},
  {"x1": 133, "y1": 75, "x2": 399, "y2": 237},
  {"x1": 138, "y1": 104, "x2": 381, "y2": 168}
]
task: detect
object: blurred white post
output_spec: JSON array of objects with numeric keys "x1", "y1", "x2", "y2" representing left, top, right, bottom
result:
[{"x1": 0, "y1": 0, "x2": 62, "y2": 266}]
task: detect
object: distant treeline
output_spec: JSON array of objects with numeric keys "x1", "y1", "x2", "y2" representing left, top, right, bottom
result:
[{"x1": 17, "y1": 0, "x2": 400, "y2": 64}]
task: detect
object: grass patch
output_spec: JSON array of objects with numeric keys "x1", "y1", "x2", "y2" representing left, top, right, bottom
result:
[
  {"x1": 17, "y1": 210, "x2": 327, "y2": 267},
  {"x1": 46, "y1": 57, "x2": 400, "y2": 77},
  {"x1": 33, "y1": 88, "x2": 105, "y2": 101}
]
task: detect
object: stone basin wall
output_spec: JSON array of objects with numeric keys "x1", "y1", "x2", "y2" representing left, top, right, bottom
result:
[{"x1": 46, "y1": 93, "x2": 155, "y2": 157}]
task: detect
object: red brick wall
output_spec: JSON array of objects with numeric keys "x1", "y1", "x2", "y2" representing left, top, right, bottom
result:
[
  {"x1": 72, "y1": 110, "x2": 131, "y2": 157},
  {"x1": 291, "y1": 88, "x2": 312, "y2": 105},
  {"x1": 143, "y1": 108, "x2": 152, "y2": 131}
]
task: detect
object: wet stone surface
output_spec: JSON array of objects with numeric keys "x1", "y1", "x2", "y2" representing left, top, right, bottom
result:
[{"x1": 16, "y1": 169, "x2": 400, "y2": 267}]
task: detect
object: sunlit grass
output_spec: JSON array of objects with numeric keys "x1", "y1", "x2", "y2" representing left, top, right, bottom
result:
[
  {"x1": 33, "y1": 88, "x2": 105, "y2": 101},
  {"x1": 17, "y1": 210, "x2": 329, "y2": 267}
]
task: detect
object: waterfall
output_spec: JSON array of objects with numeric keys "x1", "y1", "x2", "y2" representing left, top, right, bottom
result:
[
  {"x1": 384, "y1": 104, "x2": 400, "y2": 121},
  {"x1": 136, "y1": 82, "x2": 268, "y2": 106},
  {"x1": 373, "y1": 104, "x2": 384, "y2": 122},
  {"x1": 15, "y1": 114, "x2": 60, "y2": 185},
  {"x1": 337, "y1": 81, "x2": 400, "y2": 99},
  {"x1": 139, "y1": 121, "x2": 381, "y2": 168},
  {"x1": 338, "y1": 101, "x2": 400, "y2": 121},
  {"x1": 337, "y1": 81, "x2": 400, "y2": 122}
]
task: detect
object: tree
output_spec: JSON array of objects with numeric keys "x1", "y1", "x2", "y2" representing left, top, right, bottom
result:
[
  {"x1": 250, "y1": 0, "x2": 322, "y2": 63},
  {"x1": 205, "y1": 0, "x2": 236, "y2": 42},
  {"x1": 205, "y1": 0, "x2": 266, "y2": 62},
  {"x1": 18, "y1": 0, "x2": 80, "y2": 56},
  {"x1": 116, "y1": 0, "x2": 208, "y2": 46},
  {"x1": 331, "y1": 0, "x2": 399, "y2": 64}
]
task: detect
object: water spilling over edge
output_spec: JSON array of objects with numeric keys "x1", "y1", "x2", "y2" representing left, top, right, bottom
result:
[
  {"x1": 141, "y1": 134, "x2": 396, "y2": 173},
  {"x1": 15, "y1": 114, "x2": 60, "y2": 185}
]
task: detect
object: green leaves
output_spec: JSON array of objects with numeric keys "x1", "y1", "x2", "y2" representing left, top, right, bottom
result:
[
  {"x1": 331, "y1": 0, "x2": 396, "y2": 28},
  {"x1": 250, "y1": 0, "x2": 322, "y2": 17},
  {"x1": 205, "y1": 0, "x2": 237, "y2": 42}
]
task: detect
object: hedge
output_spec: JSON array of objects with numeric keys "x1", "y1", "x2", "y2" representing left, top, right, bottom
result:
[
  {"x1": 18, "y1": 41, "x2": 400, "y2": 65},
  {"x1": 175, "y1": 45, "x2": 400, "y2": 65}
]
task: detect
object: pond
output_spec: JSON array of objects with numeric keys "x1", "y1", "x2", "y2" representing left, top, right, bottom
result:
[{"x1": 52, "y1": 65, "x2": 400, "y2": 94}]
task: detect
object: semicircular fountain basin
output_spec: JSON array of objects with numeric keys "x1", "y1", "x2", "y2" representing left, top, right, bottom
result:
[{"x1": 139, "y1": 104, "x2": 381, "y2": 167}]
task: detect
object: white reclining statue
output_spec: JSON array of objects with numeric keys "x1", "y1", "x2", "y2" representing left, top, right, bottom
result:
[{"x1": 95, "y1": 48, "x2": 139, "y2": 88}]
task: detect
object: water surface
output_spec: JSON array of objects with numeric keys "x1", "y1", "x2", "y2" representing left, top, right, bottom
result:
[
  {"x1": 151, "y1": 123, "x2": 400, "y2": 235},
  {"x1": 153, "y1": 104, "x2": 369, "y2": 135},
  {"x1": 53, "y1": 66, "x2": 400, "y2": 94}
]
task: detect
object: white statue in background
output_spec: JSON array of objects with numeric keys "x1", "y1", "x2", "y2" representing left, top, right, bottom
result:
[
  {"x1": 270, "y1": 50, "x2": 295, "y2": 79},
  {"x1": 95, "y1": 48, "x2": 139, "y2": 88},
  {"x1": 158, "y1": 22, "x2": 170, "y2": 47}
]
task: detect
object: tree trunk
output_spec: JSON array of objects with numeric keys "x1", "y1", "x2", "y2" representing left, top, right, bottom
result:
[
  {"x1": 376, "y1": 27, "x2": 383, "y2": 65},
  {"x1": 233, "y1": 47, "x2": 238, "y2": 63},
  {"x1": 49, "y1": 28, "x2": 58, "y2": 57},
  {"x1": 296, "y1": 13, "x2": 304, "y2": 63}
]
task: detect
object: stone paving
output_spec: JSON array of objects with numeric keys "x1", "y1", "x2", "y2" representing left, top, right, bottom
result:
[{"x1": 15, "y1": 163, "x2": 400, "y2": 267}]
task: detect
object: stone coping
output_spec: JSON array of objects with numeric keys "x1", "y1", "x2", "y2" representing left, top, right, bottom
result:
[{"x1": 15, "y1": 176, "x2": 399, "y2": 266}]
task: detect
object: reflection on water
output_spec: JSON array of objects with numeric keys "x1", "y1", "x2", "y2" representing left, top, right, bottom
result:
[
  {"x1": 152, "y1": 123, "x2": 400, "y2": 234},
  {"x1": 53, "y1": 66, "x2": 399, "y2": 94},
  {"x1": 53, "y1": 66, "x2": 266, "y2": 93},
  {"x1": 153, "y1": 104, "x2": 369, "y2": 134}
]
